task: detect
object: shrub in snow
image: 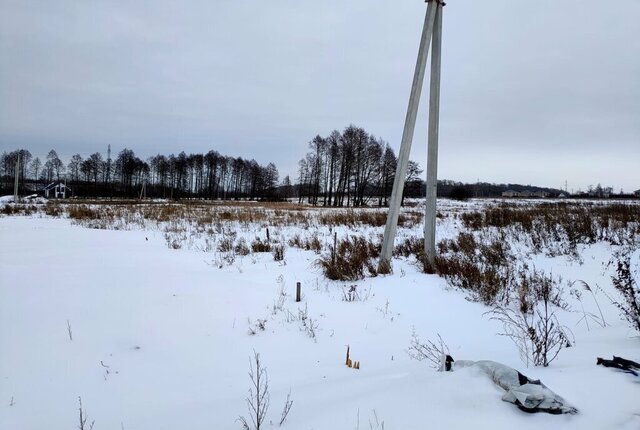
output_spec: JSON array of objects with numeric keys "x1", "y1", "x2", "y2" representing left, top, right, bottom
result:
[
  {"x1": 238, "y1": 351, "x2": 269, "y2": 430},
  {"x1": 234, "y1": 238, "x2": 251, "y2": 256},
  {"x1": 406, "y1": 329, "x2": 450, "y2": 370},
  {"x1": 217, "y1": 237, "x2": 234, "y2": 252},
  {"x1": 489, "y1": 278, "x2": 573, "y2": 368},
  {"x1": 272, "y1": 244, "x2": 285, "y2": 261},
  {"x1": 317, "y1": 236, "x2": 379, "y2": 281},
  {"x1": 611, "y1": 254, "x2": 640, "y2": 333},
  {"x1": 432, "y1": 232, "x2": 513, "y2": 304},
  {"x1": 460, "y1": 202, "x2": 640, "y2": 257},
  {"x1": 251, "y1": 238, "x2": 272, "y2": 253},
  {"x1": 278, "y1": 391, "x2": 293, "y2": 426}
]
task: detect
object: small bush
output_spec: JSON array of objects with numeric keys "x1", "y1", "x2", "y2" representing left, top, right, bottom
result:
[
  {"x1": 217, "y1": 237, "x2": 234, "y2": 252},
  {"x1": 306, "y1": 233, "x2": 322, "y2": 253},
  {"x1": 67, "y1": 205, "x2": 99, "y2": 220},
  {"x1": 489, "y1": 275, "x2": 572, "y2": 367},
  {"x1": 272, "y1": 244, "x2": 285, "y2": 261},
  {"x1": 407, "y1": 329, "x2": 450, "y2": 370},
  {"x1": 433, "y1": 232, "x2": 512, "y2": 305},
  {"x1": 1, "y1": 204, "x2": 16, "y2": 215},
  {"x1": 234, "y1": 238, "x2": 251, "y2": 256},
  {"x1": 394, "y1": 237, "x2": 423, "y2": 258},
  {"x1": 44, "y1": 202, "x2": 62, "y2": 216},
  {"x1": 251, "y1": 238, "x2": 272, "y2": 253},
  {"x1": 317, "y1": 236, "x2": 380, "y2": 281},
  {"x1": 611, "y1": 254, "x2": 640, "y2": 333}
]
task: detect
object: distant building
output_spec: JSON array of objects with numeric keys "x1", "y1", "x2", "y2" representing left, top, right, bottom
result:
[
  {"x1": 502, "y1": 189, "x2": 549, "y2": 198},
  {"x1": 635, "y1": 189, "x2": 640, "y2": 197},
  {"x1": 43, "y1": 182, "x2": 72, "y2": 199}
]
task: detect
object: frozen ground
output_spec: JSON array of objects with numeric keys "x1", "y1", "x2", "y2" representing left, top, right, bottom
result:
[{"x1": 1, "y1": 203, "x2": 639, "y2": 430}]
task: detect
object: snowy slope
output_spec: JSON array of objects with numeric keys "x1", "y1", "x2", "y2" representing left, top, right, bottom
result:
[{"x1": 1, "y1": 214, "x2": 638, "y2": 430}]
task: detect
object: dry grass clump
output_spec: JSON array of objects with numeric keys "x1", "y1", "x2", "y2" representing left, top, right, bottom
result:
[
  {"x1": 1, "y1": 204, "x2": 38, "y2": 216},
  {"x1": 288, "y1": 233, "x2": 323, "y2": 253},
  {"x1": 461, "y1": 202, "x2": 640, "y2": 254},
  {"x1": 141, "y1": 204, "x2": 183, "y2": 222},
  {"x1": 251, "y1": 238, "x2": 272, "y2": 253},
  {"x1": 217, "y1": 237, "x2": 234, "y2": 252},
  {"x1": 319, "y1": 210, "x2": 423, "y2": 228},
  {"x1": 394, "y1": 231, "x2": 513, "y2": 303},
  {"x1": 394, "y1": 237, "x2": 424, "y2": 258},
  {"x1": 67, "y1": 205, "x2": 100, "y2": 220},
  {"x1": 435, "y1": 254, "x2": 510, "y2": 305},
  {"x1": 317, "y1": 236, "x2": 380, "y2": 281},
  {"x1": 431, "y1": 232, "x2": 513, "y2": 304},
  {"x1": 272, "y1": 244, "x2": 286, "y2": 261},
  {"x1": 44, "y1": 202, "x2": 62, "y2": 216},
  {"x1": 234, "y1": 238, "x2": 251, "y2": 256},
  {"x1": 430, "y1": 229, "x2": 569, "y2": 307}
]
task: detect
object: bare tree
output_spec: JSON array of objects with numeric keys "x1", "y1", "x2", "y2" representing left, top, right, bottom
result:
[
  {"x1": 68, "y1": 154, "x2": 83, "y2": 183},
  {"x1": 28, "y1": 156, "x2": 41, "y2": 191},
  {"x1": 46, "y1": 149, "x2": 64, "y2": 184}
]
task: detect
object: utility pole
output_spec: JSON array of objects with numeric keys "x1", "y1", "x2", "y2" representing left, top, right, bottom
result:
[
  {"x1": 14, "y1": 152, "x2": 20, "y2": 203},
  {"x1": 379, "y1": 0, "x2": 445, "y2": 271},
  {"x1": 139, "y1": 180, "x2": 147, "y2": 200},
  {"x1": 424, "y1": 3, "x2": 443, "y2": 268}
]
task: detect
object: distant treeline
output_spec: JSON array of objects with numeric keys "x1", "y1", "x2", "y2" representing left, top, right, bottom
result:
[
  {"x1": 0, "y1": 148, "x2": 281, "y2": 200},
  {"x1": 2, "y1": 125, "x2": 630, "y2": 202}
]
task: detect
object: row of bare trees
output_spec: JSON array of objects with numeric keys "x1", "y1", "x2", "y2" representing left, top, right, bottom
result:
[
  {"x1": 1, "y1": 148, "x2": 281, "y2": 200},
  {"x1": 296, "y1": 125, "x2": 422, "y2": 207},
  {"x1": 2, "y1": 124, "x2": 425, "y2": 203},
  {"x1": 146, "y1": 151, "x2": 280, "y2": 200}
]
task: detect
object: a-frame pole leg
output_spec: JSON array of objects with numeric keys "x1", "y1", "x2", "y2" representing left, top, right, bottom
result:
[
  {"x1": 379, "y1": 2, "x2": 437, "y2": 272},
  {"x1": 424, "y1": 2, "x2": 443, "y2": 269}
]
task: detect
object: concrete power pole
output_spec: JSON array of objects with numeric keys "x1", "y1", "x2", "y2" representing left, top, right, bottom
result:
[
  {"x1": 424, "y1": 4, "x2": 443, "y2": 268},
  {"x1": 379, "y1": 0, "x2": 444, "y2": 271}
]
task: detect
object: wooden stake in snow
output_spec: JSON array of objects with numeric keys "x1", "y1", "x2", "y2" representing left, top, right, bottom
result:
[
  {"x1": 296, "y1": 282, "x2": 301, "y2": 302},
  {"x1": 379, "y1": 0, "x2": 445, "y2": 271}
]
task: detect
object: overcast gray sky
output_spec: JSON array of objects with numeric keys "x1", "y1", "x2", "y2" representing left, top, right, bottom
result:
[{"x1": 1, "y1": 0, "x2": 639, "y2": 192}]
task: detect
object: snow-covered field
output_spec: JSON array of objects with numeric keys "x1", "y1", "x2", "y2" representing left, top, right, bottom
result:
[{"x1": 1, "y1": 199, "x2": 639, "y2": 430}]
